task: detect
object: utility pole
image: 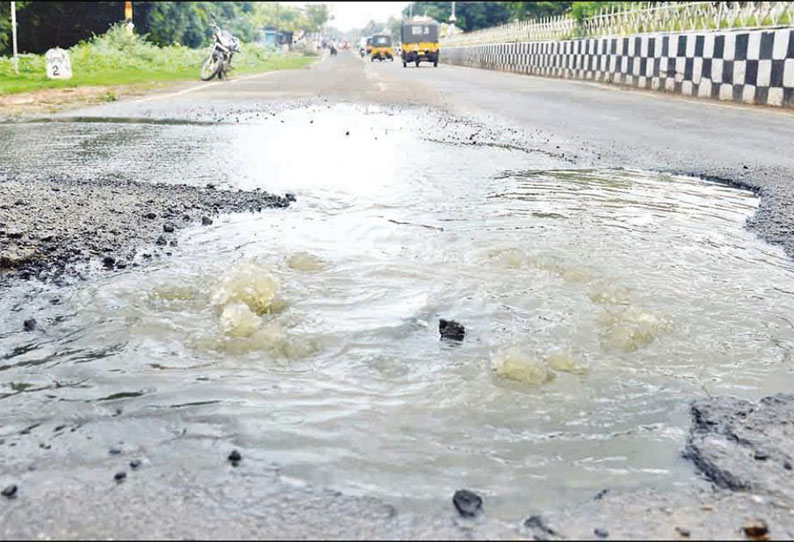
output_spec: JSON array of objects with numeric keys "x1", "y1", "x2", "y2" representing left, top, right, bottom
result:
[
  {"x1": 11, "y1": 1, "x2": 18, "y2": 74},
  {"x1": 124, "y1": 1, "x2": 133, "y2": 35}
]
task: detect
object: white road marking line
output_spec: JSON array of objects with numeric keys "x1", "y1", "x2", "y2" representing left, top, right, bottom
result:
[
  {"x1": 134, "y1": 81, "x2": 220, "y2": 103},
  {"x1": 134, "y1": 70, "x2": 280, "y2": 102}
]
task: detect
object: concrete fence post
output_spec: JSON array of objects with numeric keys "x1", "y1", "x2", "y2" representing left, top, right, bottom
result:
[{"x1": 11, "y1": 1, "x2": 18, "y2": 74}]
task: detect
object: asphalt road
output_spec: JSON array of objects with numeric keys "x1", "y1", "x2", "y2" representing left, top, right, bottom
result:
[
  {"x1": 2, "y1": 50, "x2": 794, "y2": 540},
  {"x1": 62, "y1": 49, "x2": 794, "y2": 256}
]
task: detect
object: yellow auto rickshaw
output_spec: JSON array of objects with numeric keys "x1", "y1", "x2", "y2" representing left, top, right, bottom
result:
[
  {"x1": 401, "y1": 19, "x2": 439, "y2": 68},
  {"x1": 370, "y1": 34, "x2": 394, "y2": 62},
  {"x1": 365, "y1": 36, "x2": 374, "y2": 56}
]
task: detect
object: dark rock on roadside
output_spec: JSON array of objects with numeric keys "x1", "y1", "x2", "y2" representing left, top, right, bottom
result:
[
  {"x1": 23, "y1": 318, "x2": 37, "y2": 332},
  {"x1": 0, "y1": 176, "x2": 292, "y2": 286},
  {"x1": 594, "y1": 527, "x2": 609, "y2": 538},
  {"x1": 683, "y1": 393, "x2": 794, "y2": 500},
  {"x1": 439, "y1": 319, "x2": 465, "y2": 341},
  {"x1": 114, "y1": 471, "x2": 127, "y2": 483},
  {"x1": 594, "y1": 489, "x2": 609, "y2": 500},
  {"x1": 523, "y1": 515, "x2": 558, "y2": 540},
  {"x1": 2, "y1": 484, "x2": 18, "y2": 498},
  {"x1": 129, "y1": 459, "x2": 142, "y2": 470},
  {"x1": 452, "y1": 489, "x2": 482, "y2": 517},
  {"x1": 743, "y1": 519, "x2": 769, "y2": 539},
  {"x1": 228, "y1": 450, "x2": 242, "y2": 466}
]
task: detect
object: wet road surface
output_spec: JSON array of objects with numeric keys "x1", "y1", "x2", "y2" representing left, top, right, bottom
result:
[{"x1": 1, "y1": 51, "x2": 794, "y2": 539}]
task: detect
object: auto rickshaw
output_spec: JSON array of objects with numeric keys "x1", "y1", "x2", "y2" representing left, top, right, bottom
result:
[
  {"x1": 365, "y1": 36, "x2": 373, "y2": 56},
  {"x1": 370, "y1": 34, "x2": 394, "y2": 62},
  {"x1": 401, "y1": 19, "x2": 439, "y2": 67}
]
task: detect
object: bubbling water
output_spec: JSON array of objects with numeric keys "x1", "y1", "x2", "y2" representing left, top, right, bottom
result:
[
  {"x1": 211, "y1": 262, "x2": 284, "y2": 316},
  {"x1": 491, "y1": 347, "x2": 556, "y2": 385},
  {"x1": 286, "y1": 252, "x2": 326, "y2": 272}
]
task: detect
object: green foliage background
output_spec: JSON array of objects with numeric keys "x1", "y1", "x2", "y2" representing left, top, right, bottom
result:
[
  {"x1": 0, "y1": 2, "x2": 330, "y2": 55},
  {"x1": 0, "y1": 22, "x2": 315, "y2": 95},
  {"x1": 399, "y1": 2, "x2": 616, "y2": 33}
]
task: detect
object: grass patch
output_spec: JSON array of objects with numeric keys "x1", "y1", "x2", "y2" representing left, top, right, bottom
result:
[{"x1": 0, "y1": 24, "x2": 316, "y2": 95}]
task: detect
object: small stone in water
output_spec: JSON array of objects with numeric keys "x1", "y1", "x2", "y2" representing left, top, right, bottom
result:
[
  {"x1": 743, "y1": 519, "x2": 768, "y2": 539},
  {"x1": 155, "y1": 236, "x2": 167, "y2": 246},
  {"x1": 2, "y1": 484, "x2": 18, "y2": 498},
  {"x1": 753, "y1": 449, "x2": 769, "y2": 461},
  {"x1": 144, "y1": 212, "x2": 156, "y2": 219},
  {"x1": 523, "y1": 515, "x2": 556, "y2": 539},
  {"x1": 114, "y1": 471, "x2": 127, "y2": 483},
  {"x1": 594, "y1": 527, "x2": 609, "y2": 538},
  {"x1": 228, "y1": 450, "x2": 242, "y2": 464},
  {"x1": 23, "y1": 318, "x2": 37, "y2": 332},
  {"x1": 439, "y1": 319, "x2": 465, "y2": 341},
  {"x1": 201, "y1": 216, "x2": 213, "y2": 226},
  {"x1": 102, "y1": 256, "x2": 115, "y2": 268},
  {"x1": 163, "y1": 223, "x2": 175, "y2": 233},
  {"x1": 130, "y1": 459, "x2": 142, "y2": 470},
  {"x1": 594, "y1": 488, "x2": 609, "y2": 500},
  {"x1": 675, "y1": 526, "x2": 691, "y2": 538},
  {"x1": 109, "y1": 447, "x2": 122, "y2": 455},
  {"x1": 452, "y1": 489, "x2": 482, "y2": 517}
]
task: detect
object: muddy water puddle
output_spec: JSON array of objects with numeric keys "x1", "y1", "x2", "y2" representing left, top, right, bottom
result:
[{"x1": 2, "y1": 105, "x2": 794, "y2": 521}]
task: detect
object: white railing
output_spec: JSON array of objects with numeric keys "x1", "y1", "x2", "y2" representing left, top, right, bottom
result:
[{"x1": 441, "y1": 1, "x2": 794, "y2": 47}]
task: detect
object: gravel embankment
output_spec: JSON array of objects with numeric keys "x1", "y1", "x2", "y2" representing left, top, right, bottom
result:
[{"x1": 0, "y1": 176, "x2": 293, "y2": 285}]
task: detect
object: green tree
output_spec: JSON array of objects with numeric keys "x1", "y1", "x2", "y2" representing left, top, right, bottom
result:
[
  {"x1": 569, "y1": 2, "x2": 631, "y2": 21},
  {"x1": 503, "y1": 2, "x2": 573, "y2": 20},
  {"x1": 402, "y1": 2, "x2": 512, "y2": 32},
  {"x1": 386, "y1": 16, "x2": 402, "y2": 42},
  {"x1": 361, "y1": 19, "x2": 382, "y2": 37},
  {"x1": 250, "y1": 2, "x2": 311, "y2": 32},
  {"x1": 0, "y1": 1, "x2": 300, "y2": 55},
  {"x1": 304, "y1": 3, "x2": 330, "y2": 32}
]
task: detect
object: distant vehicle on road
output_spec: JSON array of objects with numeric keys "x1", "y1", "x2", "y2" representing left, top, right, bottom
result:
[
  {"x1": 366, "y1": 36, "x2": 374, "y2": 56},
  {"x1": 370, "y1": 34, "x2": 394, "y2": 62},
  {"x1": 201, "y1": 16, "x2": 241, "y2": 80},
  {"x1": 401, "y1": 19, "x2": 439, "y2": 68}
]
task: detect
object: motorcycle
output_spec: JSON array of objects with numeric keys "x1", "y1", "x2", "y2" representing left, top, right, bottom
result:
[{"x1": 200, "y1": 18, "x2": 241, "y2": 81}]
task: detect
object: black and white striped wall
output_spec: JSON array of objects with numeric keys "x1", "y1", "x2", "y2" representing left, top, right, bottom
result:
[{"x1": 442, "y1": 28, "x2": 794, "y2": 108}]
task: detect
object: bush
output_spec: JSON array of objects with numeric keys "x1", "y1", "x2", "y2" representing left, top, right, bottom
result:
[{"x1": 0, "y1": 22, "x2": 315, "y2": 94}]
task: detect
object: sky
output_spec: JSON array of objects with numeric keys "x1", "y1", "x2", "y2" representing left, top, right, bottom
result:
[{"x1": 284, "y1": 2, "x2": 413, "y2": 32}]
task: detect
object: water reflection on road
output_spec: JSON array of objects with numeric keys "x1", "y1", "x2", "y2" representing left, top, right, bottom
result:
[{"x1": 1, "y1": 104, "x2": 793, "y2": 521}]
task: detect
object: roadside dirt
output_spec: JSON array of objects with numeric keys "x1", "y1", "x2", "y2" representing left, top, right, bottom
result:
[{"x1": 0, "y1": 82, "x2": 188, "y2": 118}]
